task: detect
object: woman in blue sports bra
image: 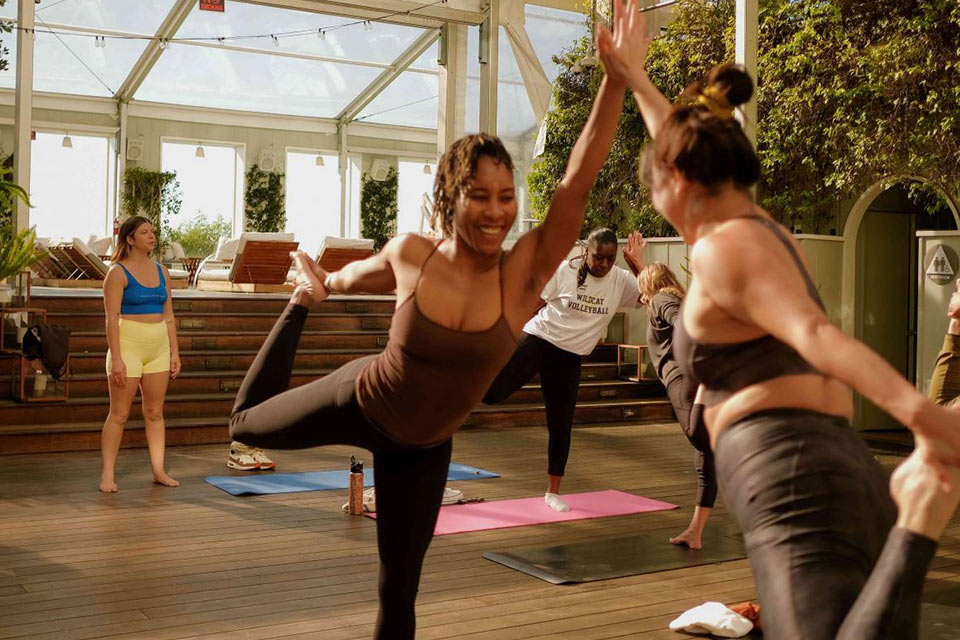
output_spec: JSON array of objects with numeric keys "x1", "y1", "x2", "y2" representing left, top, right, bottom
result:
[
  {"x1": 602, "y1": 3, "x2": 960, "y2": 638},
  {"x1": 100, "y1": 215, "x2": 180, "y2": 492}
]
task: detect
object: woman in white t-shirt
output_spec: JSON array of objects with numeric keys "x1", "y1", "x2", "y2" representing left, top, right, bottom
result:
[{"x1": 483, "y1": 228, "x2": 644, "y2": 511}]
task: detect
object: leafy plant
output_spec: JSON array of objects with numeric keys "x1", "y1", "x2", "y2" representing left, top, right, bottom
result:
[
  {"x1": 244, "y1": 164, "x2": 286, "y2": 233},
  {"x1": 121, "y1": 167, "x2": 182, "y2": 257},
  {"x1": 0, "y1": 225, "x2": 43, "y2": 282},
  {"x1": 167, "y1": 214, "x2": 232, "y2": 258},
  {"x1": 529, "y1": 0, "x2": 960, "y2": 236},
  {"x1": 360, "y1": 168, "x2": 398, "y2": 251}
]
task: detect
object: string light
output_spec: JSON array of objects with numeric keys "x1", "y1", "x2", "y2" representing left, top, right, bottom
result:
[
  {"x1": 271, "y1": 34, "x2": 279, "y2": 47},
  {"x1": 94, "y1": 35, "x2": 105, "y2": 48},
  {"x1": 318, "y1": 29, "x2": 325, "y2": 41}
]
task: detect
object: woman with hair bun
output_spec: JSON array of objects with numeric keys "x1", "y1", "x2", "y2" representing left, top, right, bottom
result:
[
  {"x1": 483, "y1": 227, "x2": 645, "y2": 512},
  {"x1": 226, "y1": 28, "x2": 631, "y2": 637},
  {"x1": 602, "y1": 1, "x2": 960, "y2": 637},
  {"x1": 637, "y1": 258, "x2": 716, "y2": 549}
]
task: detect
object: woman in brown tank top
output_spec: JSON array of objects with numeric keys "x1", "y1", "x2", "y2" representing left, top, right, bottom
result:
[
  {"x1": 227, "y1": 24, "x2": 631, "y2": 640},
  {"x1": 602, "y1": 2, "x2": 960, "y2": 637}
]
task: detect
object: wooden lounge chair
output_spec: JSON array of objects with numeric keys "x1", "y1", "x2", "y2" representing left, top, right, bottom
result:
[
  {"x1": 316, "y1": 237, "x2": 375, "y2": 273},
  {"x1": 198, "y1": 233, "x2": 298, "y2": 292},
  {"x1": 43, "y1": 238, "x2": 110, "y2": 287}
]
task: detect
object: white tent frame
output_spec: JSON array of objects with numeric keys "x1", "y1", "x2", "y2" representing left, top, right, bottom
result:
[{"x1": 6, "y1": 0, "x2": 757, "y2": 234}]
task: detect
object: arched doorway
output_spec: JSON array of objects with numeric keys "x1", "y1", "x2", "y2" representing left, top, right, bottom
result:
[{"x1": 842, "y1": 180, "x2": 959, "y2": 431}]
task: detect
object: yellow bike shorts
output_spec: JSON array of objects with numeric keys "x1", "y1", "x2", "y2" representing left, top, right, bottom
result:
[{"x1": 106, "y1": 318, "x2": 170, "y2": 378}]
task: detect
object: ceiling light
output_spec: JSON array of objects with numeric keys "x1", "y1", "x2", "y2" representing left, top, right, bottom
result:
[
  {"x1": 61, "y1": 134, "x2": 72, "y2": 149},
  {"x1": 315, "y1": 154, "x2": 325, "y2": 167},
  {"x1": 195, "y1": 143, "x2": 205, "y2": 158},
  {"x1": 423, "y1": 164, "x2": 431, "y2": 175}
]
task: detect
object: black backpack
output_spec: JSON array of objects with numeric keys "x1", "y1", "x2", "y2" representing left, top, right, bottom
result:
[{"x1": 22, "y1": 323, "x2": 71, "y2": 380}]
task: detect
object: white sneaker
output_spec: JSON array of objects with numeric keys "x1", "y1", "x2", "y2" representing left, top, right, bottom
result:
[
  {"x1": 250, "y1": 449, "x2": 275, "y2": 470},
  {"x1": 342, "y1": 487, "x2": 377, "y2": 513},
  {"x1": 544, "y1": 492, "x2": 571, "y2": 512},
  {"x1": 227, "y1": 443, "x2": 259, "y2": 471},
  {"x1": 341, "y1": 486, "x2": 462, "y2": 512},
  {"x1": 442, "y1": 487, "x2": 463, "y2": 505}
]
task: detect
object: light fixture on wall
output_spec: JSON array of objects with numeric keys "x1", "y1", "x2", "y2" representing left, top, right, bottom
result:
[
  {"x1": 422, "y1": 163, "x2": 431, "y2": 175},
  {"x1": 195, "y1": 142, "x2": 205, "y2": 158},
  {"x1": 61, "y1": 133, "x2": 73, "y2": 149},
  {"x1": 315, "y1": 154, "x2": 325, "y2": 167}
]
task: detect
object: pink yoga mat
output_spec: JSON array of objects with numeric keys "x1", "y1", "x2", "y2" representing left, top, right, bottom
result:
[{"x1": 366, "y1": 490, "x2": 677, "y2": 536}]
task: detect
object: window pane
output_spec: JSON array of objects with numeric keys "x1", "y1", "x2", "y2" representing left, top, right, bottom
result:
[
  {"x1": 397, "y1": 160, "x2": 436, "y2": 235},
  {"x1": 1, "y1": 0, "x2": 176, "y2": 35},
  {"x1": 525, "y1": 5, "x2": 589, "y2": 84},
  {"x1": 357, "y1": 71, "x2": 438, "y2": 129},
  {"x1": 161, "y1": 141, "x2": 239, "y2": 237},
  {"x1": 176, "y1": 2, "x2": 427, "y2": 66},
  {"x1": 0, "y1": 29, "x2": 148, "y2": 95},
  {"x1": 284, "y1": 150, "x2": 343, "y2": 255},
  {"x1": 136, "y1": 43, "x2": 381, "y2": 117},
  {"x1": 30, "y1": 132, "x2": 109, "y2": 241}
]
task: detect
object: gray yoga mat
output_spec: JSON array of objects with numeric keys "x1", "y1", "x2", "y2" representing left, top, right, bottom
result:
[{"x1": 483, "y1": 525, "x2": 746, "y2": 584}]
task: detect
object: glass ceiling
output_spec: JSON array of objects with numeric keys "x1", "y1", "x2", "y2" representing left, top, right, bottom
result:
[{"x1": 0, "y1": 0, "x2": 587, "y2": 131}]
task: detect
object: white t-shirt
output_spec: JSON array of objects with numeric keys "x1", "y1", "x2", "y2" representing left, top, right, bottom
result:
[{"x1": 524, "y1": 260, "x2": 640, "y2": 355}]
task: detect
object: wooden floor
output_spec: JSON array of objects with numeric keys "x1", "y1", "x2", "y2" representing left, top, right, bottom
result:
[{"x1": 1, "y1": 422, "x2": 958, "y2": 639}]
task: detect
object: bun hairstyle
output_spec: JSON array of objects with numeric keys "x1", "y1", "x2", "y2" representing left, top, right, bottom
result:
[
  {"x1": 432, "y1": 134, "x2": 515, "y2": 238},
  {"x1": 642, "y1": 63, "x2": 760, "y2": 191}
]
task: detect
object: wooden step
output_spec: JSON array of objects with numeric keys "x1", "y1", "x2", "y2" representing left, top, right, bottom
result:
[
  {"x1": 0, "y1": 399, "x2": 674, "y2": 454},
  {"x1": 33, "y1": 293, "x2": 398, "y2": 315},
  {"x1": 47, "y1": 312, "x2": 393, "y2": 333},
  {"x1": 69, "y1": 330, "x2": 390, "y2": 353}
]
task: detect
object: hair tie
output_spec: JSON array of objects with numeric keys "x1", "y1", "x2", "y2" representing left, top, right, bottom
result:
[{"x1": 696, "y1": 86, "x2": 734, "y2": 119}]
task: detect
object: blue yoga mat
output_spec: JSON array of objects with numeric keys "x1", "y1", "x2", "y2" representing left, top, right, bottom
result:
[{"x1": 205, "y1": 463, "x2": 500, "y2": 496}]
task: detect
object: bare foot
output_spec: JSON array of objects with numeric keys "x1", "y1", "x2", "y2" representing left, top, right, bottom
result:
[
  {"x1": 890, "y1": 440, "x2": 960, "y2": 539},
  {"x1": 290, "y1": 251, "x2": 329, "y2": 304},
  {"x1": 669, "y1": 529, "x2": 703, "y2": 550},
  {"x1": 153, "y1": 472, "x2": 180, "y2": 488},
  {"x1": 99, "y1": 478, "x2": 118, "y2": 493}
]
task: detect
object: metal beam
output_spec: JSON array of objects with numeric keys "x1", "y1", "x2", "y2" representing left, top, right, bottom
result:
[
  {"x1": 735, "y1": 0, "x2": 757, "y2": 148},
  {"x1": 338, "y1": 124, "x2": 349, "y2": 236},
  {"x1": 478, "y1": 0, "x2": 499, "y2": 134},
  {"x1": 337, "y1": 28, "x2": 440, "y2": 123},
  {"x1": 13, "y1": 0, "x2": 35, "y2": 233},
  {"x1": 115, "y1": 0, "x2": 195, "y2": 102},
  {"x1": 437, "y1": 23, "x2": 467, "y2": 154},
  {"x1": 238, "y1": 0, "x2": 485, "y2": 27}
]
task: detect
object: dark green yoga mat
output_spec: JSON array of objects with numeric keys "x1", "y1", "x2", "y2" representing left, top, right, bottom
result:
[{"x1": 483, "y1": 526, "x2": 746, "y2": 584}]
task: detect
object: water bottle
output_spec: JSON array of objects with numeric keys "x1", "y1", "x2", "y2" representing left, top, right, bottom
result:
[{"x1": 348, "y1": 456, "x2": 364, "y2": 515}]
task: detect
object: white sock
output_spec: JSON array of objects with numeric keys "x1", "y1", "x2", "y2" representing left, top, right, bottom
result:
[{"x1": 544, "y1": 492, "x2": 570, "y2": 512}]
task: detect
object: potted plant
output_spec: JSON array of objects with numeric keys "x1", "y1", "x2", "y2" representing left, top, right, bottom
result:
[{"x1": 0, "y1": 225, "x2": 42, "y2": 305}]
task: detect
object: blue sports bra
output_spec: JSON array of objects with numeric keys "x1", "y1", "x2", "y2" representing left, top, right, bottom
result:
[{"x1": 118, "y1": 262, "x2": 167, "y2": 315}]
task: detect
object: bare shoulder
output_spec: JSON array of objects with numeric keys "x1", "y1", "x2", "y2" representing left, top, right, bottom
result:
[
  {"x1": 386, "y1": 233, "x2": 438, "y2": 266},
  {"x1": 159, "y1": 263, "x2": 171, "y2": 277},
  {"x1": 104, "y1": 264, "x2": 126, "y2": 283}
]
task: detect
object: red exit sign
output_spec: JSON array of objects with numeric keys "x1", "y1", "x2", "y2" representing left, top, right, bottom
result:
[{"x1": 200, "y1": 0, "x2": 224, "y2": 11}]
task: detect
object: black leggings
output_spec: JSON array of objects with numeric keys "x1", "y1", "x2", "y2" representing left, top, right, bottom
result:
[
  {"x1": 664, "y1": 375, "x2": 717, "y2": 508},
  {"x1": 229, "y1": 304, "x2": 451, "y2": 640},
  {"x1": 716, "y1": 409, "x2": 938, "y2": 640},
  {"x1": 482, "y1": 333, "x2": 582, "y2": 477}
]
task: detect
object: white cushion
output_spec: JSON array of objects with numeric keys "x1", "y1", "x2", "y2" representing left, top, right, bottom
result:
[
  {"x1": 72, "y1": 237, "x2": 109, "y2": 277},
  {"x1": 214, "y1": 238, "x2": 241, "y2": 262},
  {"x1": 170, "y1": 241, "x2": 186, "y2": 260},
  {"x1": 167, "y1": 268, "x2": 189, "y2": 279},
  {"x1": 87, "y1": 236, "x2": 113, "y2": 256},
  {"x1": 197, "y1": 267, "x2": 231, "y2": 282},
  {"x1": 318, "y1": 236, "x2": 375, "y2": 252},
  {"x1": 235, "y1": 232, "x2": 296, "y2": 256}
]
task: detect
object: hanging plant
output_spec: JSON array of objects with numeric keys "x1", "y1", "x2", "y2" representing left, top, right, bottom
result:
[
  {"x1": 121, "y1": 167, "x2": 182, "y2": 257},
  {"x1": 360, "y1": 168, "x2": 398, "y2": 251},
  {"x1": 244, "y1": 164, "x2": 286, "y2": 233}
]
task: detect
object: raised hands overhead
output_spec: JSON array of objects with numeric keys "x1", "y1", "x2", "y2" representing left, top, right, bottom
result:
[{"x1": 598, "y1": 0, "x2": 654, "y2": 90}]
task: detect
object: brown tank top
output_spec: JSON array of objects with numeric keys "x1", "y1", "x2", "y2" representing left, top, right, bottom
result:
[
  {"x1": 355, "y1": 242, "x2": 518, "y2": 447},
  {"x1": 673, "y1": 215, "x2": 824, "y2": 407}
]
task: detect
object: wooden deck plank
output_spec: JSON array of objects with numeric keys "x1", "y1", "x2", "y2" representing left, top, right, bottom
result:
[{"x1": 0, "y1": 423, "x2": 956, "y2": 639}]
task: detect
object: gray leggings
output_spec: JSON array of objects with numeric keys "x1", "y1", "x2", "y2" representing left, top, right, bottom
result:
[{"x1": 716, "y1": 409, "x2": 937, "y2": 639}]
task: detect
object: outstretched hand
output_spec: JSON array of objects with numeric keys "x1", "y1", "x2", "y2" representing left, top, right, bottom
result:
[
  {"x1": 623, "y1": 230, "x2": 648, "y2": 269},
  {"x1": 598, "y1": 0, "x2": 654, "y2": 90}
]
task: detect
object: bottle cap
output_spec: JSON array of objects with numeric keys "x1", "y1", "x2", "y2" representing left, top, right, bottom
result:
[{"x1": 350, "y1": 455, "x2": 363, "y2": 474}]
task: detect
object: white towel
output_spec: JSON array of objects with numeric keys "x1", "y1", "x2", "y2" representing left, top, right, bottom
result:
[{"x1": 669, "y1": 602, "x2": 754, "y2": 638}]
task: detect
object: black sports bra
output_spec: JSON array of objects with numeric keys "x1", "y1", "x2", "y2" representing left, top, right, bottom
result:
[{"x1": 673, "y1": 215, "x2": 825, "y2": 407}]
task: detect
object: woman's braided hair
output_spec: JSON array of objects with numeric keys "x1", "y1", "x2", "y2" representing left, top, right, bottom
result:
[
  {"x1": 575, "y1": 227, "x2": 618, "y2": 287},
  {"x1": 431, "y1": 134, "x2": 514, "y2": 238}
]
